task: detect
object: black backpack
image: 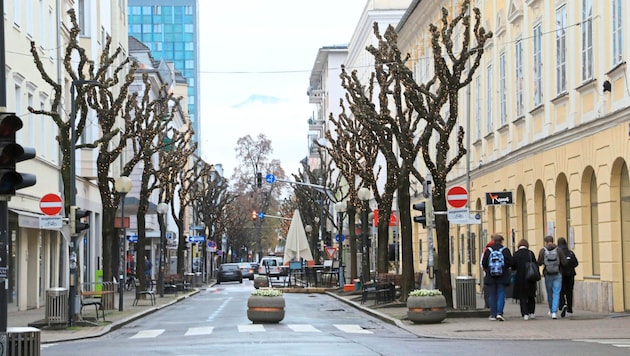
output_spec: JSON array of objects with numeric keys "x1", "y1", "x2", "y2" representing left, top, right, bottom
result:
[{"x1": 563, "y1": 249, "x2": 579, "y2": 276}]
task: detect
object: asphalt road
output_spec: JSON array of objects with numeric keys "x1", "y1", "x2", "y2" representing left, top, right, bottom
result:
[{"x1": 40, "y1": 280, "x2": 629, "y2": 355}]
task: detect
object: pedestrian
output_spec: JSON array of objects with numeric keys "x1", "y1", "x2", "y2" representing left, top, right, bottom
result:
[
  {"x1": 482, "y1": 233, "x2": 512, "y2": 321},
  {"x1": 144, "y1": 255, "x2": 153, "y2": 290},
  {"x1": 537, "y1": 235, "x2": 568, "y2": 319},
  {"x1": 557, "y1": 237, "x2": 578, "y2": 318},
  {"x1": 511, "y1": 239, "x2": 538, "y2": 320},
  {"x1": 481, "y1": 240, "x2": 494, "y2": 308}
]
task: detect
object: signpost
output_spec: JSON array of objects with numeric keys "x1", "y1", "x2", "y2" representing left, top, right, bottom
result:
[
  {"x1": 447, "y1": 186, "x2": 468, "y2": 208},
  {"x1": 39, "y1": 193, "x2": 63, "y2": 216}
]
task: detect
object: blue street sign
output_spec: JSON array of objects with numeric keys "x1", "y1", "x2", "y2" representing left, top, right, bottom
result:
[
  {"x1": 207, "y1": 240, "x2": 217, "y2": 248},
  {"x1": 335, "y1": 234, "x2": 345, "y2": 242},
  {"x1": 127, "y1": 235, "x2": 138, "y2": 243},
  {"x1": 258, "y1": 212, "x2": 265, "y2": 219},
  {"x1": 189, "y1": 235, "x2": 205, "y2": 243},
  {"x1": 265, "y1": 173, "x2": 276, "y2": 183}
]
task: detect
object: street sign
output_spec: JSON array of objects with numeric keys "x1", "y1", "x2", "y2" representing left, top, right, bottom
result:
[
  {"x1": 265, "y1": 173, "x2": 276, "y2": 183},
  {"x1": 257, "y1": 212, "x2": 265, "y2": 219},
  {"x1": 447, "y1": 208, "x2": 470, "y2": 223},
  {"x1": 325, "y1": 246, "x2": 337, "y2": 259},
  {"x1": 189, "y1": 235, "x2": 205, "y2": 243},
  {"x1": 127, "y1": 235, "x2": 138, "y2": 243},
  {"x1": 39, "y1": 216, "x2": 63, "y2": 229},
  {"x1": 447, "y1": 186, "x2": 468, "y2": 208},
  {"x1": 335, "y1": 234, "x2": 345, "y2": 242},
  {"x1": 39, "y1": 193, "x2": 63, "y2": 216}
]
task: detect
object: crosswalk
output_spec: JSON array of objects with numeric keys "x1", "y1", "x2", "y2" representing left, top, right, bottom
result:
[
  {"x1": 126, "y1": 324, "x2": 373, "y2": 339},
  {"x1": 574, "y1": 338, "x2": 630, "y2": 350}
]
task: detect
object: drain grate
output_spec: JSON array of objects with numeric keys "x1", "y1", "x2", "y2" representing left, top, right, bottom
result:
[{"x1": 454, "y1": 329, "x2": 492, "y2": 333}]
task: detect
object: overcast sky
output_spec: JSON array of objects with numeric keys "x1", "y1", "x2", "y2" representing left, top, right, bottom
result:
[{"x1": 197, "y1": 1, "x2": 366, "y2": 177}]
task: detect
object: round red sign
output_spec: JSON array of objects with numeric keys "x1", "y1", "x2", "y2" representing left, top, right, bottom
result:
[
  {"x1": 447, "y1": 186, "x2": 468, "y2": 208},
  {"x1": 40, "y1": 193, "x2": 63, "y2": 216}
]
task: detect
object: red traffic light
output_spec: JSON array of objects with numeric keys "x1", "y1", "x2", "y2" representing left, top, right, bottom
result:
[{"x1": 251, "y1": 210, "x2": 257, "y2": 220}]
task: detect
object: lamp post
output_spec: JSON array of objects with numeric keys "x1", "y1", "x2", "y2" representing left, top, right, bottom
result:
[
  {"x1": 114, "y1": 176, "x2": 132, "y2": 312},
  {"x1": 334, "y1": 201, "x2": 347, "y2": 287},
  {"x1": 157, "y1": 203, "x2": 169, "y2": 298},
  {"x1": 358, "y1": 187, "x2": 371, "y2": 284},
  {"x1": 68, "y1": 79, "x2": 100, "y2": 326}
]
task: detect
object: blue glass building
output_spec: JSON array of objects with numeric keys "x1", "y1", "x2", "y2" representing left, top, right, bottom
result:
[{"x1": 128, "y1": 0, "x2": 200, "y2": 146}]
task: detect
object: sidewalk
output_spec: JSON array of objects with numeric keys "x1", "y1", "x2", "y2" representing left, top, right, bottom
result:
[
  {"x1": 7, "y1": 287, "x2": 200, "y2": 344},
  {"x1": 329, "y1": 289, "x2": 630, "y2": 340}
]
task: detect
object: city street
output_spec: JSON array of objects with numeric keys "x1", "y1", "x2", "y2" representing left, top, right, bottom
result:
[{"x1": 38, "y1": 281, "x2": 629, "y2": 355}]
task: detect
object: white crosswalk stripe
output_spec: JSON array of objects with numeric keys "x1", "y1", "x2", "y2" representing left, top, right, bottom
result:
[
  {"x1": 575, "y1": 339, "x2": 630, "y2": 349},
  {"x1": 127, "y1": 324, "x2": 373, "y2": 339},
  {"x1": 130, "y1": 329, "x2": 165, "y2": 339}
]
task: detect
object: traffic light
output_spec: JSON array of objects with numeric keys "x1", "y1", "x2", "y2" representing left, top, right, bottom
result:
[
  {"x1": 256, "y1": 172, "x2": 262, "y2": 188},
  {"x1": 70, "y1": 205, "x2": 90, "y2": 234},
  {"x1": 413, "y1": 202, "x2": 428, "y2": 228},
  {"x1": 0, "y1": 112, "x2": 36, "y2": 195},
  {"x1": 251, "y1": 210, "x2": 257, "y2": 221}
]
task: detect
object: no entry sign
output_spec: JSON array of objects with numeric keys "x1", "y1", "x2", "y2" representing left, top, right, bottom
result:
[
  {"x1": 447, "y1": 186, "x2": 468, "y2": 208},
  {"x1": 40, "y1": 193, "x2": 63, "y2": 216}
]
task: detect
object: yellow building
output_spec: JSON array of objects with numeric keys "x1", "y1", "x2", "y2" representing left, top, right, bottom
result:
[{"x1": 398, "y1": 0, "x2": 630, "y2": 312}]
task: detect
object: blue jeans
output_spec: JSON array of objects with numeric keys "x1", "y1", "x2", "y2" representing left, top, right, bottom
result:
[
  {"x1": 486, "y1": 282, "x2": 506, "y2": 317},
  {"x1": 544, "y1": 273, "x2": 562, "y2": 313}
]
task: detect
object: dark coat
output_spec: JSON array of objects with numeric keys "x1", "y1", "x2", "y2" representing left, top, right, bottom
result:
[
  {"x1": 511, "y1": 247, "x2": 537, "y2": 299},
  {"x1": 482, "y1": 243, "x2": 512, "y2": 285}
]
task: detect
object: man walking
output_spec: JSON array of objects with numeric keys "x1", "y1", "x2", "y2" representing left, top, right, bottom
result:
[
  {"x1": 537, "y1": 235, "x2": 568, "y2": 319},
  {"x1": 482, "y1": 233, "x2": 512, "y2": 321}
]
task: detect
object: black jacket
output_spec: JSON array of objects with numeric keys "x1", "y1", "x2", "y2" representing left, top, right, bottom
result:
[
  {"x1": 558, "y1": 244, "x2": 579, "y2": 276},
  {"x1": 511, "y1": 247, "x2": 537, "y2": 299},
  {"x1": 482, "y1": 243, "x2": 512, "y2": 285}
]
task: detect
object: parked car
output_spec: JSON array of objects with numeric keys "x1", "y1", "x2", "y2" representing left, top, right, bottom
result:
[
  {"x1": 258, "y1": 256, "x2": 283, "y2": 277},
  {"x1": 238, "y1": 262, "x2": 255, "y2": 280},
  {"x1": 216, "y1": 263, "x2": 243, "y2": 284}
]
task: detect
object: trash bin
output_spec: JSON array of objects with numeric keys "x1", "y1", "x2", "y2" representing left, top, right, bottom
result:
[
  {"x1": 455, "y1": 276, "x2": 477, "y2": 310},
  {"x1": 194, "y1": 272, "x2": 202, "y2": 287},
  {"x1": 101, "y1": 282, "x2": 115, "y2": 310},
  {"x1": 45, "y1": 288, "x2": 68, "y2": 326},
  {"x1": 8, "y1": 327, "x2": 41, "y2": 356}
]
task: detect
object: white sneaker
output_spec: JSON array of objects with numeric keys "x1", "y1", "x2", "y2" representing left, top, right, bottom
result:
[
  {"x1": 567, "y1": 312, "x2": 573, "y2": 319},
  {"x1": 496, "y1": 315, "x2": 505, "y2": 321},
  {"x1": 529, "y1": 313, "x2": 536, "y2": 319},
  {"x1": 489, "y1": 316, "x2": 497, "y2": 321},
  {"x1": 551, "y1": 312, "x2": 557, "y2": 319},
  {"x1": 523, "y1": 315, "x2": 529, "y2": 320}
]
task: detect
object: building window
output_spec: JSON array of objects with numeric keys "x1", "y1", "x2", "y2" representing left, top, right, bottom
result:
[
  {"x1": 555, "y1": 5, "x2": 567, "y2": 94},
  {"x1": 185, "y1": 24, "x2": 193, "y2": 33},
  {"x1": 78, "y1": 0, "x2": 87, "y2": 36},
  {"x1": 533, "y1": 23, "x2": 543, "y2": 107},
  {"x1": 589, "y1": 174, "x2": 600, "y2": 276},
  {"x1": 515, "y1": 40, "x2": 524, "y2": 117},
  {"x1": 475, "y1": 76, "x2": 481, "y2": 140},
  {"x1": 582, "y1": 0, "x2": 593, "y2": 81},
  {"x1": 612, "y1": 0, "x2": 623, "y2": 65},
  {"x1": 486, "y1": 64, "x2": 492, "y2": 134},
  {"x1": 13, "y1": 0, "x2": 21, "y2": 27},
  {"x1": 499, "y1": 53, "x2": 507, "y2": 126}
]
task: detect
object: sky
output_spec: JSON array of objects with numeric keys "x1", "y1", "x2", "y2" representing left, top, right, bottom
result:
[{"x1": 197, "y1": 1, "x2": 367, "y2": 178}]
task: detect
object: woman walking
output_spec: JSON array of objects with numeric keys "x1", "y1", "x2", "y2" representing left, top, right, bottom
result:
[{"x1": 511, "y1": 239, "x2": 538, "y2": 320}]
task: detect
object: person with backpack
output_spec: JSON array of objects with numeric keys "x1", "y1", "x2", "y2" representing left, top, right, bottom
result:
[
  {"x1": 511, "y1": 239, "x2": 538, "y2": 320},
  {"x1": 537, "y1": 235, "x2": 568, "y2": 319},
  {"x1": 482, "y1": 233, "x2": 512, "y2": 321},
  {"x1": 557, "y1": 237, "x2": 578, "y2": 318}
]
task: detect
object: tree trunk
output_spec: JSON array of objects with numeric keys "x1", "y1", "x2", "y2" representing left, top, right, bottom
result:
[
  {"x1": 176, "y1": 218, "x2": 185, "y2": 275},
  {"x1": 347, "y1": 208, "x2": 357, "y2": 280},
  {"x1": 433, "y1": 189, "x2": 453, "y2": 308},
  {"x1": 397, "y1": 171, "x2": 414, "y2": 302}
]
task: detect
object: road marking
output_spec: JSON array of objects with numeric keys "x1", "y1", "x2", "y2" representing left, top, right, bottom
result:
[
  {"x1": 185, "y1": 326, "x2": 214, "y2": 336},
  {"x1": 287, "y1": 324, "x2": 321, "y2": 332},
  {"x1": 575, "y1": 339, "x2": 630, "y2": 349},
  {"x1": 130, "y1": 329, "x2": 165, "y2": 339},
  {"x1": 238, "y1": 324, "x2": 265, "y2": 332},
  {"x1": 207, "y1": 297, "x2": 231, "y2": 321},
  {"x1": 334, "y1": 324, "x2": 373, "y2": 334}
]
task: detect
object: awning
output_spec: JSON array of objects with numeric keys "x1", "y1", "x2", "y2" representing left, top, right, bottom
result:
[
  {"x1": 10, "y1": 208, "x2": 45, "y2": 229},
  {"x1": 118, "y1": 196, "x2": 159, "y2": 216}
]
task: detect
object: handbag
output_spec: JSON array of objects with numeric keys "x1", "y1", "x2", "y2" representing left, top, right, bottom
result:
[{"x1": 526, "y1": 253, "x2": 541, "y2": 282}]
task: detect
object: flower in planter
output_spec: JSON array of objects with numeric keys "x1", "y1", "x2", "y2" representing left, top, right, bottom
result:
[
  {"x1": 250, "y1": 288, "x2": 284, "y2": 297},
  {"x1": 408, "y1": 289, "x2": 442, "y2": 297}
]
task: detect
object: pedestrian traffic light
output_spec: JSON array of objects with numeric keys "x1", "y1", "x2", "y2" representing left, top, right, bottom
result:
[
  {"x1": 70, "y1": 205, "x2": 90, "y2": 234},
  {"x1": 0, "y1": 112, "x2": 36, "y2": 195},
  {"x1": 413, "y1": 202, "x2": 428, "y2": 228},
  {"x1": 256, "y1": 172, "x2": 262, "y2": 188},
  {"x1": 251, "y1": 210, "x2": 257, "y2": 221}
]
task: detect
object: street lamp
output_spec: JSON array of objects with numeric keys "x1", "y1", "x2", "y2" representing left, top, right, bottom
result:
[
  {"x1": 114, "y1": 176, "x2": 132, "y2": 312},
  {"x1": 68, "y1": 79, "x2": 100, "y2": 326},
  {"x1": 334, "y1": 201, "x2": 347, "y2": 288},
  {"x1": 358, "y1": 187, "x2": 371, "y2": 284},
  {"x1": 157, "y1": 202, "x2": 169, "y2": 298}
]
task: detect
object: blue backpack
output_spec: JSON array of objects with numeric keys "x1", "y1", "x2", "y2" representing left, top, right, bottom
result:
[{"x1": 488, "y1": 247, "x2": 505, "y2": 276}]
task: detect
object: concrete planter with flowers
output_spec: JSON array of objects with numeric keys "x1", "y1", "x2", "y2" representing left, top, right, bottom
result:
[
  {"x1": 247, "y1": 288, "x2": 285, "y2": 323},
  {"x1": 406, "y1": 289, "x2": 447, "y2": 324}
]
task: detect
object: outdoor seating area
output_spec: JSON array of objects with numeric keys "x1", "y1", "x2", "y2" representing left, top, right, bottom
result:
[{"x1": 133, "y1": 280, "x2": 156, "y2": 306}]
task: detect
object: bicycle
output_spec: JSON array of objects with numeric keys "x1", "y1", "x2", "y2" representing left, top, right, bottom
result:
[{"x1": 125, "y1": 274, "x2": 137, "y2": 291}]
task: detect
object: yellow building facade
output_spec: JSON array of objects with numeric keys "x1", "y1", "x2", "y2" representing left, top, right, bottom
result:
[{"x1": 399, "y1": 0, "x2": 630, "y2": 312}]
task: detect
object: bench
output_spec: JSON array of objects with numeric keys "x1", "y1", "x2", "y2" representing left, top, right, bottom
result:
[
  {"x1": 166, "y1": 274, "x2": 190, "y2": 292},
  {"x1": 80, "y1": 290, "x2": 112, "y2": 321},
  {"x1": 360, "y1": 276, "x2": 395, "y2": 304}
]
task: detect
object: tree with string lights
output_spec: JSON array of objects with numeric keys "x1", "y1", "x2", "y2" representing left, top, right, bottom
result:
[{"x1": 337, "y1": 0, "x2": 491, "y2": 304}]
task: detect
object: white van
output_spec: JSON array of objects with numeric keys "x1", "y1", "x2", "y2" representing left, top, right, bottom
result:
[{"x1": 258, "y1": 256, "x2": 283, "y2": 277}]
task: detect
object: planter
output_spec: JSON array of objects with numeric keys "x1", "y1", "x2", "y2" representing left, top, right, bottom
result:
[
  {"x1": 253, "y1": 276, "x2": 269, "y2": 289},
  {"x1": 407, "y1": 295, "x2": 447, "y2": 324},
  {"x1": 247, "y1": 295, "x2": 285, "y2": 323}
]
